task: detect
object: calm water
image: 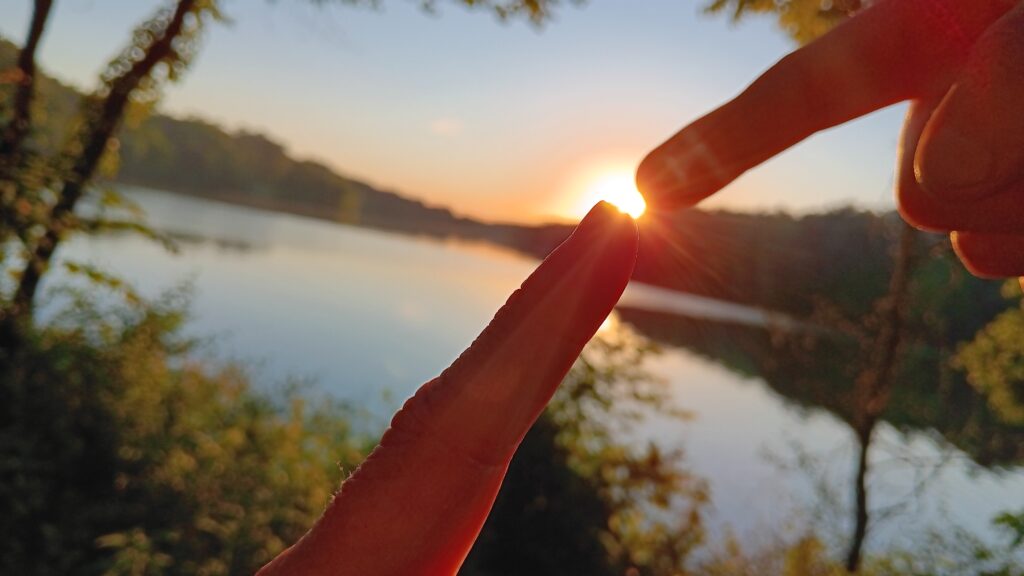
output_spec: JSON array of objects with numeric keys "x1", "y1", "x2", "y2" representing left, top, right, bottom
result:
[{"x1": 47, "y1": 187, "x2": 1024, "y2": 553}]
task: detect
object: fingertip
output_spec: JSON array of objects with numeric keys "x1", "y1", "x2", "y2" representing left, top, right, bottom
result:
[
  {"x1": 420, "y1": 200, "x2": 637, "y2": 464},
  {"x1": 896, "y1": 174, "x2": 954, "y2": 233},
  {"x1": 581, "y1": 199, "x2": 626, "y2": 228},
  {"x1": 915, "y1": 2, "x2": 1024, "y2": 203},
  {"x1": 636, "y1": 149, "x2": 681, "y2": 211},
  {"x1": 576, "y1": 200, "x2": 640, "y2": 291},
  {"x1": 635, "y1": 139, "x2": 721, "y2": 213},
  {"x1": 951, "y1": 231, "x2": 1024, "y2": 278},
  {"x1": 914, "y1": 86, "x2": 997, "y2": 203},
  {"x1": 585, "y1": 199, "x2": 617, "y2": 218},
  {"x1": 571, "y1": 200, "x2": 639, "y2": 262},
  {"x1": 915, "y1": 136, "x2": 995, "y2": 203}
]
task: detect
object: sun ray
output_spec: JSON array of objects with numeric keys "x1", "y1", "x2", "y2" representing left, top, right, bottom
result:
[{"x1": 576, "y1": 172, "x2": 646, "y2": 219}]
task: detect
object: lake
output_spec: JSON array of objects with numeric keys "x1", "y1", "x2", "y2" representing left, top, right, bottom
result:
[{"x1": 47, "y1": 187, "x2": 1024, "y2": 555}]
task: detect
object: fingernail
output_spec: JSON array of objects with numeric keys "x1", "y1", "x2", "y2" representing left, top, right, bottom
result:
[
  {"x1": 918, "y1": 127, "x2": 993, "y2": 197},
  {"x1": 575, "y1": 201, "x2": 622, "y2": 236},
  {"x1": 636, "y1": 135, "x2": 724, "y2": 211},
  {"x1": 917, "y1": 86, "x2": 994, "y2": 200},
  {"x1": 637, "y1": 152, "x2": 690, "y2": 208}
]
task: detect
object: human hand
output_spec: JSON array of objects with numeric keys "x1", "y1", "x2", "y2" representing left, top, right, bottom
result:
[
  {"x1": 636, "y1": 0, "x2": 1024, "y2": 278},
  {"x1": 257, "y1": 202, "x2": 638, "y2": 576}
]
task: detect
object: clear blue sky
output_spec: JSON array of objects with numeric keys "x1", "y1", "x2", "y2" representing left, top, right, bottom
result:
[{"x1": 1, "y1": 0, "x2": 907, "y2": 222}]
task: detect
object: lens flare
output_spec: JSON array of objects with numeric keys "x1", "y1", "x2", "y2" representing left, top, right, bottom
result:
[{"x1": 577, "y1": 172, "x2": 647, "y2": 219}]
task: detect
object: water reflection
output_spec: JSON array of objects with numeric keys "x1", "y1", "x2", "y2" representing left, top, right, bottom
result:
[
  {"x1": 164, "y1": 230, "x2": 256, "y2": 253},
  {"x1": 621, "y1": 282, "x2": 806, "y2": 332},
  {"x1": 616, "y1": 306, "x2": 1024, "y2": 470},
  {"x1": 611, "y1": 306, "x2": 1024, "y2": 549}
]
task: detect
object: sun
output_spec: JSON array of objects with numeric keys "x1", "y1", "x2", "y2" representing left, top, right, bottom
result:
[{"x1": 576, "y1": 171, "x2": 647, "y2": 219}]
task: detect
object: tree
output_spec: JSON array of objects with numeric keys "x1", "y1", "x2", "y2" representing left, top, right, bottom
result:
[
  {"x1": 843, "y1": 223, "x2": 916, "y2": 571},
  {"x1": 464, "y1": 329, "x2": 707, "y2": 576},
  {"x1": 0, "y1": 0, "x2": 223, "y2": 344},
  {"x1": 0, "y1": 294, "x2": 370, "y2": 575},
  {"x1": 695, "y1": 2, "x2": 913, "y2": 571},
  {"x1": 957, "y1": 283, "x2": 1024, "y2": 426},
  {"x1": 0, "y1": 0, "x2": 52, "y2": 174}
]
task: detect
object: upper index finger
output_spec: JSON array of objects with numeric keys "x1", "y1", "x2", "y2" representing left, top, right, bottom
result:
[{"x1": 636, "y1": 0, "x2": 1013, "y2": 209}]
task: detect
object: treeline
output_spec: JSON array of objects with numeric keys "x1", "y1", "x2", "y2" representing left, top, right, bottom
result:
[
  {"x1": 117, "y1": 115, "x2": 501, "y2": 238},
  {"x1": 619, "y1": 213, "x2": 1018, "y2": 469},
  {"x1": 0, "y1": 38, "x2": 514, "y2": 242}
]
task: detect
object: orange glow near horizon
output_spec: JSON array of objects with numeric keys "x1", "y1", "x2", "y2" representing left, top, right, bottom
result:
[{"x1": 574, "y1": 171, "x2": 647, "y2": 219}]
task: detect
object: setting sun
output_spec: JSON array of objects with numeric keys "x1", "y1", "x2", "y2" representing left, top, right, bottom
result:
[{"x1": 576, "y1": 172, "x2": 647, "y2": 219}]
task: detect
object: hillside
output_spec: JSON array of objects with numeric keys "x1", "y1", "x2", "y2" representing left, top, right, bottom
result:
[{"x1": 1, "y1": 39, "x2": 543, "y2": 240}]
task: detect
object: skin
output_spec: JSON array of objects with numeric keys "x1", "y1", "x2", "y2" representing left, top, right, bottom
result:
[
  {"x1": 637, "y1": 0, "x2": 1024, "y2": 278},
  {"x1": 259, "y1": 202, "x2": 638, "y2": 575},
  {"x1": 261, "y1": 2, "x2": 1024, "y2": 573}
]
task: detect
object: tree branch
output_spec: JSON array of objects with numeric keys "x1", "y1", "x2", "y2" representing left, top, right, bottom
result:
[
  {"x1": 0, "y1": 0, "x2": 54, "y2": 171},
  {"x1": 7, "y1": 0, "x2": 197, "y2": 324},
  {"x1": 845, "y1": 222, "x2": 917, "y2": 572}
]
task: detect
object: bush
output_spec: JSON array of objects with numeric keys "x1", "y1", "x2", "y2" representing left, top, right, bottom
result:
[
  {"x1": 0, "y1": 292, "x2": 709, "y2": 575},
  {"x1": 0, "y1": 297, "x2": 368, "y2": 575}
]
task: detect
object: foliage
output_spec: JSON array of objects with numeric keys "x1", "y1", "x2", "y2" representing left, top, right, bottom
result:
[
  {"x1": 704, "y1": 0, "x2": 867, "y2": 44},
  {"x1": 0, "y1": 294, "x2": 369, "y2": 576},
  {"x1": 465, "y1": 326, "x2": 708, "y2": 576},
  {"x1": 463, "y1": 411, "x2": 624, "y2": 576},
  {"x1": 0, "y1": 0, "x2": 225, "y2": 330},
  {"x1": 696, "y1": 510, "x2": 1024, "y2": 576},
  {"x1": 305, "y1": 0, "x2": 585, "y2": 26},
  {"x1": 553, "y1": 330, "x2": 707, "y2": 574},
  {"x1": 957, "y1": 283, "x2": 1024, "y2": 426},
  {"x1": 859, "y1": 510, "x2": 1024, "y2": 576},
  {"x1": 0, "y1": 289, "x2": 710, "y2": 576}
]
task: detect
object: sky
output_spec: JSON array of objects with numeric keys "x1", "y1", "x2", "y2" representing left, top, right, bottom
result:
[{"x1": 0, "y1": 0, "x2": 909, "y2": 223}]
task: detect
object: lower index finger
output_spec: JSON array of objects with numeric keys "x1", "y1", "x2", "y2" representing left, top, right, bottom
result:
[
  {"x1": 636, "y1": 0, "x2": 1013, "y2": 209},
  {"x1": 258, "y1": 203, "x2": 638, "y2": 576}
]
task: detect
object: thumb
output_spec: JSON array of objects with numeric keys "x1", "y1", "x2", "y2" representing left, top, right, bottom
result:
[{"x1": 916, "y1": 1, "x2": 1024, "y2": 202}]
